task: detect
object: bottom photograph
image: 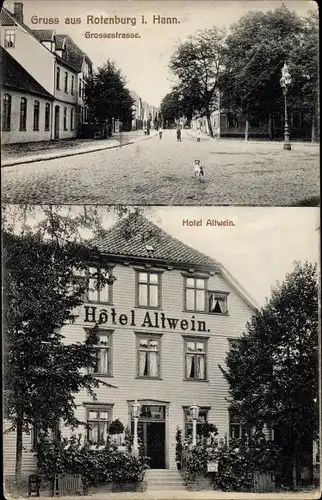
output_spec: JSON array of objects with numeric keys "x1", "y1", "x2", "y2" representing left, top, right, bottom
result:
[{"x1": 2, "y1": 205, "x2": 320, "y2": 499}]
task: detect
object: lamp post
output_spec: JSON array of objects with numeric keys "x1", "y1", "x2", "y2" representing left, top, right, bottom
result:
[
  {"x1": 131, "y1": 400, "x2": 141, "y2": 457},
  {"x1": 189, "y1": 402, "x2": 200, "y2": 447},
  {"x1": 279, "y1": 62, "x2": 292, "y2": 150}
]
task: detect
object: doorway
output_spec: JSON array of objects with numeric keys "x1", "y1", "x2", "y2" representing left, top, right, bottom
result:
[
  {"x1": 131, "y1": 404, "x2": 166, "y2": 469},
  {"x1": 54, "y1": 105, "x2": 60, "y2": 139}
]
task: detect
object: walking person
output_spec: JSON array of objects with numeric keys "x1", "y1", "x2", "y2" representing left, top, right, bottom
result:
[
  {"x1": 159, "y1": 125, "x2": 163, "y2": 139},
  {"x1": 176, "y1": 127, "x2": 181, "y2": 142},
  {"x1": 197, "y1": 128, "x2": 201, "y2": 142}
]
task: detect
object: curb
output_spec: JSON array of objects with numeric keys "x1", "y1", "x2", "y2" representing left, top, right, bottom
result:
[{"x1": 1, "y1": 132, "x2": 158, "y2": 167}]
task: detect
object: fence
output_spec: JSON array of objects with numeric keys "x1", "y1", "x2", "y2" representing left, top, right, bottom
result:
[
  {"x1": 54, "y1": 474, "x2": 83, "y2": 496},
  {"x1": 253, "y1": 471, "x2": 276, "y2": 492}
]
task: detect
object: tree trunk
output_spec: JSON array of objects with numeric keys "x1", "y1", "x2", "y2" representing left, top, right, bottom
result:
[
  {"x1": 15, "y1": 415, "x2": 23, "y2": 482},
  {"x1": 311, "y1": 114, "x2": 316, "y2": 142},
  {"x1": 244, "y1": 118, "x2": 249, "y2": 141},
  {"x1": 268, "y1": 114, "x2": 273, "y2": 140},
  {"x1": 206, "y1": 112, "x2": 214, "y2": 138}
]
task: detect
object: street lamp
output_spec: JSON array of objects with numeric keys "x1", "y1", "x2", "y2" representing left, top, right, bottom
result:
[
  {"x1": 279, "y1": 62, "x2": 292, "y2": 150},
  {"x1": 189, "y1": 402, "x2": 200, "y2": 447},
  {"x1": 131, "y1": 400, "x2": 141, "y2": 457}
]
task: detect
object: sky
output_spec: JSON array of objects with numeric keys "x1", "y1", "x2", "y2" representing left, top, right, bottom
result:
[
  {"x1": 4, "y1": 0, "x2": 318, "y2": 107},
  {"x1": 6, "y1": 205, "x2": 320, "y2": 308}
]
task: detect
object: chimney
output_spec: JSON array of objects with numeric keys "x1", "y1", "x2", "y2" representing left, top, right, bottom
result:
[{"x1": 13, "y1": 2, "x2": 24, "y2": 23}]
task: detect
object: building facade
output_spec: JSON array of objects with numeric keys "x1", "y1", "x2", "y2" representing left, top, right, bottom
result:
[
  {"x1": 3, "y1": 214, "x2": 257, "y2": 477},
  {"x1": 0, "y1": 2, "x2": 93, "y2": 143}
]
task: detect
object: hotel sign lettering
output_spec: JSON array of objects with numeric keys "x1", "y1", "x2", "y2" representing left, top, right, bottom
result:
[{"x1": 84, "y1": 306, "x2": 209, "y2": 333}]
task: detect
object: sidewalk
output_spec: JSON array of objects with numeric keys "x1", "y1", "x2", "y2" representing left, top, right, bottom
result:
[
  {"x1": 1, "y1": 130, "x2": 158, "y2": 167},
  {"x1": 5, "y1": 490, "x2": 320, "y2": 500},
  {"x1": 186, "y1": 128, "x2": 318, "y2": 146}
]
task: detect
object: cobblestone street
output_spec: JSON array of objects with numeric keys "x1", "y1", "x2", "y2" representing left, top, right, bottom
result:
[{"x1": 2, "y1": 130, "x2": 319, "y2": 205}]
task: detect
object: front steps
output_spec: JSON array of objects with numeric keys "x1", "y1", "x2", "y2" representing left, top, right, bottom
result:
[{"x1": 145, "y1": 469, "x2": 187, "y2": 491}]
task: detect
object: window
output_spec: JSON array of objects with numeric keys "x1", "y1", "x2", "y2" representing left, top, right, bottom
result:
[
  {"x1": 79, "y1": 79, "x2": 82, "y2": 97},
  {"x1": 184, "y1": 277, "x2": 206, "y2": 311},
  {"x1": 136, "y1": 271, "x2": 161, "y2": 308},
  {"x1": 184, "y1": 338, "x2": 207, "y2": 380},
  {"x1": 137, "y1": 335, "x2": 161, "y2": 378},
  {"x1": 45, "y1": 103, "x2": 50, "y2": 131},
  {"x1": 88, "y1": 330, "x2": 112, "y2": 375},
  {"x1": 183, "y1": 407, "x2": 209, "y2": 438},
  {"x1": 4, "y1": 29, "x2": 15, "y2": 47},
  {"x1": 70, "y1": 108, "x2": 74, "y2": 130},
  {"x1": 86, "y1": 266, "x2": 112, "y2": 303},
  {"x1": 33, "y1": 100, "x2": 40, "y2": 131},
  {"x1": 63, "y1": 106, "x2": 67, "y2": 130},
  {"x1": 71, "y1": 75, "x2": 75, "y2": 95},
  {"x1": 227, "y1": 112, "x2": 239, "y2": 128},
  {"x1": 56, "y1": 66, "x2": 60, "y2": 90},
  {"x1": 2, "y1": 93, "x2": 12, "y2": 131},
  {"x1": 64, "y1": 71, "x2": 68, "y2": 93},
  {"x1": 208, "y1": 291, "x2": 228, "y2": 314},
  {"x1": 86, "y1": 407, "x2": 112, "y2": 444},
  {"x1": 229, "y1": 412, "x2": 252, "y2": 439},
  {"x1": 19, "y1": 97, "x2": 27, "y2": 131},
  {"x1": 31, "y1": 420, "x2": 60, "y2": 451}
]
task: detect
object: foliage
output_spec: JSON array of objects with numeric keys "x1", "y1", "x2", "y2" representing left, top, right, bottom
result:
[
  {"x1": 37, "y1": 435, "x2": 150, "y2": 491},
  {"x1": 220, "y1": 261, "x2": 319, "y2": 486},
  {"x1": 175, "y1": 427, "x2": 183, "y2": 462},
  {"x1": 169, "y1": 28, "x2": 225, "y2": 137},
  {"x1": 197, "y1": 422, "x2": 218, "y2": 438},
  {"x1": 108, "y1": 419, "x2": 125, "y2": 435},
  {"x1": 85, "y1": 60, "x2": 134, "y2": 128},
  {"x1": 183, "y1": 432, "x2": 281, "y2": 491}
]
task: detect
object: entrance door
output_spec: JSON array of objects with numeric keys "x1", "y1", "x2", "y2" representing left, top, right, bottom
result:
[
  {"x1": 54, "y1": 105, "x2": 60, "y2": 139},
  {"x1": 147, "y1": 422, "x2": 165, "y2": 469}
]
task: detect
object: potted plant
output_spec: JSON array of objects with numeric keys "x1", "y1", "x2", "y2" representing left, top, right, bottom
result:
[
  {"x1": 108, "y1": 419, "x2": 125, "y2": 448},
  {"x1": 175, "y1": 427, "x2": 183, "y2": 470}
]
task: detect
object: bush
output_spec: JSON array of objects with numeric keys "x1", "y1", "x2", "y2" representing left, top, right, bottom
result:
[
  {"x1": 108, "y1": 419, "x2": 125, "y2": 435},
  {"x1": 37, "y1": 434, "x2": 150, "y2": 492},
  {"x1": 175, "y1": 427, "x2": 183, "y2": 463}
]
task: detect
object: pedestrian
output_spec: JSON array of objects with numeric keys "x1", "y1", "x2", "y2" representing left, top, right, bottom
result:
[
  {"x1": 176, "y1": 128, "x2": 181, "y2": 142},
  {"x1": 197, "y1": 128, "x2": 201, "y2": 142},
  {"x1": 159, "y1": 126, "x2": 163, "y2": 139}
]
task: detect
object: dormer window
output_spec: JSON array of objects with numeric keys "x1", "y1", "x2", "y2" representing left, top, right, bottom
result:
[{"x1": 208, "y1": 291, "x2": 229, "y2": 314}]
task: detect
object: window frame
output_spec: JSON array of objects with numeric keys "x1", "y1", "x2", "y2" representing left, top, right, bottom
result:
[
  {"x1": 63, "y1": 106, "x2": 68, "y2": 131},
  {"x1": 70, "y1": 108, "x2": 74, "y2": 130},
  {"x1": 183, "y1": 276, "x2": 207, "y2": 312},
  {"x1": 33, "y1": 100, "x2": 40, "y2": 131},
  {"x1": 79, "y1": 266, "x2": 114, "y2": 305},
  {"x1": 85, "y1": 405, "x2": 113, "y2": 445},
  {"x1": 30, "y1": 419, "x2": 61, "y2": 452},
  {"x1": 136, "y1": 332, "x2": 162, "y2": 380},
  {"x1": 208, "y1": 290, "x2": 229, "y2": 315},
  {"x1": 44, "y1": 102, "x2": 51, "y2": 131},
  {"x1": 85, "y1": 328, "x2": 113, "y2": 377},
  {"x1": 71, "y1": 75, "x2": 75, "y2": 95},
  {"x1": 19, "y1": 97, "x2": 27, "y2": 131},
  {"x1": 135, "y1": 270, "x2": 162, "y2": 309},
  {"x1": 56, "y1": 66, "x2": 61, "y2": 90},
  {"x1": 229, "y1": 411, "x2": 252, "y2": 440},
  {"x1": 2, "y1": 93, "x2": 12, "y2": 131},
  {"x1": 4, "y1": 29, "x2": 15, "y2": 47},
  {"x1": 183, "y1": 336, "x2": 208, "y2": 381}
]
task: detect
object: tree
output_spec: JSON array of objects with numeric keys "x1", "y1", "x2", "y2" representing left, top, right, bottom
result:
[
  {"x1": 221, "y1": 5, "x2": 307, "y2": 140},
  {"x1": 169, "y1": 28, "x2": 225, "y2": 137},
  {"x1": 85, "y1": 60, "x2": 134, "y2": 130},
  {"x1": 220, "y1": 261, "x2": 319, "y2": 488},
  {"x1": 160, "y1": 89, "x2": 182, "y2": 127},
  {"x1": 2, "y1": 205, "x2": 152, "y2": 481}
]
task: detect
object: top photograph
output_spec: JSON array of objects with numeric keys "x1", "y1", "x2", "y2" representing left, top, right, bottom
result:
[{"x1": 0, "y1": 0, "x2": 319, "y2": 206}]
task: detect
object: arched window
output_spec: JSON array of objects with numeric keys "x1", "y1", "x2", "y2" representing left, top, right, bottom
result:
[
  {"x1": 33, "y1": 100, "x2": 40, "y2": 131},
  {"x1": 45, "y1": 103, "x2": 50, "y2": 131},
  {"x1": 63, "y1": 106, "x2": 67, "y2": 130},
  {"x1": 20, "y1": 98, "x2": 27, "y2": 131},
  {"x1": 2, "y1": 93, "x2": 12, "y2": 131}
]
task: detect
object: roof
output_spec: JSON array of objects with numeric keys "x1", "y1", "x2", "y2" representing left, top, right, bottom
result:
[
  {"x1": 1, "y1": 7, "x2": 91, "y2": 72},
  {"x1": 31, "y1": 29, "x2": 55, "y2": 42},
  {"x1": 91, "y1": 213, "x2": 219, "y2": 268},
  {"x1": 0, "y1": 46, "x2": 54, "y2": 99},
  {"x1": 91, "y1": 213, "x2": 259, "y2": 311}
]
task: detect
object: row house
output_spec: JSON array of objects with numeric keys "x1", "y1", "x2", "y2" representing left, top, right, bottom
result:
[
  {"x1": 0, "y1": 2, "x2": 93, "y2": 143},
  {"x1": 130, "y1": 90, "x2": 161, "y2": 132},
  {"x1": 3, "y1": 214, "x2": 257, "y2": 476}
]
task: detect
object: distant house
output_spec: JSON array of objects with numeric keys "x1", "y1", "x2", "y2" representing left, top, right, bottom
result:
[
  {"x1": 1, "y1": 47, "x2": 54, "y2": 144},
  {"x1": 0, "y1": 2, "x2": 93, "y2": 142}
]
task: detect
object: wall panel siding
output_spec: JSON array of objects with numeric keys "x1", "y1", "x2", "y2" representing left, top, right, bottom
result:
[{"x1": 3, "y1": 421, "x2": 37, "y2": 476}]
